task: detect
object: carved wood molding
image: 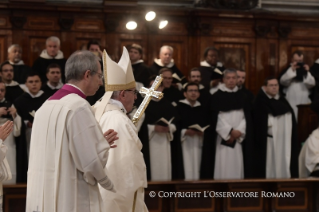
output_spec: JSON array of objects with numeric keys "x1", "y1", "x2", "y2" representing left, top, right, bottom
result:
[
  {"x1": 254, "y1": 25, "x2": 270, "y2": 37},
  {"x1": 199, "y1": 23, "x2": 212, "y2": 36},
  {"x1": 145, "y1": 21, "x2": 158, "y2": 33},
  {"x1": 58, "y1": 18, "x2": 74, "y2": 30},
  {"x1": 196, "y1": 0, "x2": 258, "y2": 10},
  {"x1": 104, "y1": 15, "x2": 120, "y2": 33},
  {"x1": 278, "y1": 26, "x2": 291, "y2": 38},
  {"x1": 186, "y1": 12, "x2": 199, "y2": 35},
  {"x1": 10, "y1": 16, "x2": 26, "y2": 29}
]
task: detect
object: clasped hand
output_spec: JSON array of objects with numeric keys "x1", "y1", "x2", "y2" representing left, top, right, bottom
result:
[
  {"x1": 0, "y1": 107, "x2": 17, "y2": 118},
  {"x1": 226, "y1": 129, "x2": 242, "y2": 144}
]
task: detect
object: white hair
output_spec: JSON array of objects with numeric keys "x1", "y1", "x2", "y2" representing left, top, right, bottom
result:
[
  {"x1": 111, "y1": 91, "x2": 121, "y2": 99},
  {"x1": 7, "y1": 44, "x2": 21, "y2": 53},
  {"x1": 159, "y1": 45, "x2": 173, "y2": 55},
  {"x1": 46, "y1": 36, "x2": 60, "y2": 46},
  {"x1": 223, "y1": 68, "x2": 237, "y2": 78}
]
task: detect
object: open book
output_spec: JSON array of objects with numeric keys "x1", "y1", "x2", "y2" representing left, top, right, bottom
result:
[
  {"x1": 188, "y1": 124, "x2": 210, "y2": 132},
  {"x1": 155, "y1": 117, "x2": 175, "y2": 127},
  {"x1": 172, "y1": 73, "x2": 185, "y2": 82}
]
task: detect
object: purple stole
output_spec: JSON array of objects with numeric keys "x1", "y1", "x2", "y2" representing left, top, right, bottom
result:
[{"x1": 49, "y1": 84, "x2": 86, "y2": 100}]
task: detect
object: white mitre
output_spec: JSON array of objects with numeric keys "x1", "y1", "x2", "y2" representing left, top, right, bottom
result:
[{"x1": 94, "y1": 47, "x2": 136, "y2": 122}]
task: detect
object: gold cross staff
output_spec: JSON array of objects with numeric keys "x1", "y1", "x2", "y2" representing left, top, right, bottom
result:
[{"x1": 132, "y1": 75, "x2": 164, "y2": 125}]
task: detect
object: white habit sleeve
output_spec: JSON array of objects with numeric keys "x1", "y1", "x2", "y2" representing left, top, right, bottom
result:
[
  {"x1": 12, "y1": 113, "x2": 21, "y2": 137},
  {"x1": 0, "y1": 140, "x2": 6, "y2": 162},
  {"x1": 235, "y1": 116, "x2": 246, "y2": 143},
  {"x1": 216, "y1": 112, "x2": 232, "y2": 141},
  {"x1": 280, "y1": 68, "x2": 296, "y2": 86},
  {"x1": 303, "y1": 72, "x2": 316, "y2": 89}
]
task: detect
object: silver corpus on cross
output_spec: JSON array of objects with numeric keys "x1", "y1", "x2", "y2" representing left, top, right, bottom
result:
[{"x1": 132, "y1": 74, "x2": 164, "y2": 125}]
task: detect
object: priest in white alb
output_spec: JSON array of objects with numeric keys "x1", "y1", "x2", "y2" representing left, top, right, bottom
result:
[
  {"x1": 94, "y1": 47, "x2": 148, "y2": 212},
  {"x1": 26, "y1": 51, "x2": 117, "y2": 212}
]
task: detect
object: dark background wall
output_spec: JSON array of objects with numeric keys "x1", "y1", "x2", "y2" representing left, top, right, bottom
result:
[{"x1": 1, "y1": 1, "x2": 319, "y2": 94}]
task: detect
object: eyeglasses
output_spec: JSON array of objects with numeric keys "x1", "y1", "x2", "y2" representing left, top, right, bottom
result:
[
  {"x1": 125, "y1": 89, "x2": 138, "y2": 95},
  {"x1": 97, "y1": 73, "x2": 104, "y2": 80}
]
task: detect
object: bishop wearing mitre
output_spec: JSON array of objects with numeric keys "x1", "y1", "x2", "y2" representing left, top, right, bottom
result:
[{"x1": 94, "y1": 47, "x2": 148, "y2": 212}]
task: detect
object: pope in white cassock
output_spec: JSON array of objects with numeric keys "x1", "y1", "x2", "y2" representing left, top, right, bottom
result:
[
  {"x1": 94, "y1": 47, "x2": 148, "y2": 212},
  {"x1": 26, "y1": 51, "x2": 117, "y2": 212}
]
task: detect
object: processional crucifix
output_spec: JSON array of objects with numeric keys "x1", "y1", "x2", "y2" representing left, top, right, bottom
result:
[
  {"x1": 131, "y1": 74, "x2": 163, "y2": 212},
  {"x1": 131, "y1": 74, "x2": 163, "y2": 125}
]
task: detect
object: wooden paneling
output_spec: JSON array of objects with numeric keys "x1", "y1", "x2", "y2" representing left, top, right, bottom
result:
[
  {"x1": 0, "y1": 30, "x2": 12, "y2": 63},
  {"x1": 74, "y1": 19, "x2": 105, "y2": 31},
  {"x1": 206, "y1": 37, "x2": 256, "y2": 93},
  {"x1": 3, "y1": 179, "x2": 319, "y2": 212},
  {"x1": 298, "y1": 105, "x2": 318, "y2": 143},
  {"x1": 0, "y1": 36, "x2": 7, "y2": 63},
  {"x1": 0, "y1": 16, "x2": 8, "y2": 28},
  {"x1": 119, "y1": 34, "x2": 149, "y2": 63},
  {"x1": 148, "y1": 35, "x2": 189, "y2": 76},
  {"x1": 27, "y1": 17, "x2": 58, "y2": 30},
  {"x1": 175, "y1": 184, "x2": 216, "y2": 212},
  {"x1": 225, "y1": 185, "x2": 263, "y2": 211},
  {"x1": 0, "y1": 2, "x2": 319, "y2": 94},
  {"x1": 3, "y1": 184, "x2": 27, "y2": 212}
]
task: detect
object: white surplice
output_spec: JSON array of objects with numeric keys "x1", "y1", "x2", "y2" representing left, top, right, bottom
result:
[
  {"x1": 148, "y1": 118, "x2": 176, "y2": 181},
  {"x1": 0, "y1": 102, "x2": 21, "y2": 184},
  {"x1": 26, "y1": 93, "x2": 114, "y2": 212},
  {"x1": 280, "y1": 68, "x2": 315, "y2": 119},
  {"x1": 96, "y1": 99, "x2": 148, "y2": 212},
  {"x1": 180, "y1": 99, "x2": 202, "y2": 180},
  {"x1": 214, "y1": 84, "x2": 245, "y2": 179}
]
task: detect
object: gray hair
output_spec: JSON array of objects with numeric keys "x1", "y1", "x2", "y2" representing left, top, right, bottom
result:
[
  {"x1": 46, "y1": 36, "x2": 60, "y2": 46},
  {"x1": 160, "y1": 45, "x2": 173, "y2": 55},
  {"x1": 65, "y1": 50, "x2": 99, "y2": 82},
  {"x1": 223, "y1": 68, "x2": 237, "y2": 78},
  {"x1": 8, "y1": 44, "x2": 21, "y2": 53},
  {"x1": 111, "y1": 91, "x2": 121, "y2": 99}
]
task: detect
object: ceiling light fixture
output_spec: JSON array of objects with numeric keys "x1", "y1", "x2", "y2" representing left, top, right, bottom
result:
[
  {"x1": 159, "y1": 20, "x2": 168, "y2": 29},
  {"x1": 145, "y1": 11, "x2": 156, "y2": 21},
  {"x1": 126, "y1": 21, "x2": 137, "y2": 30}
]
